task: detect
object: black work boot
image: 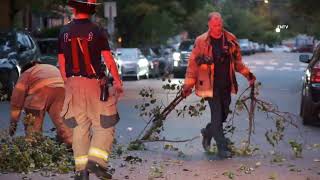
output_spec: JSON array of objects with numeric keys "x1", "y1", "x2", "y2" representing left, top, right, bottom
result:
[
  {"x1": 201, "y1": 128, "x2": 211, "y2": 152},
  {"x1": 74, "y1": 170, "x2": 89, "y2": 180},
  {"x1": 86, "y1": 160, "x2": 112, "y2": 180},
  {"x1": 217, "y1": 143, "x2": 232, "y2": 159}
]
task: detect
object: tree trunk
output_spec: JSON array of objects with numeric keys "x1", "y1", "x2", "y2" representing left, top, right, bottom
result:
[{"x1": 0, "y1": 0, "x2": 12, "y2": 29}]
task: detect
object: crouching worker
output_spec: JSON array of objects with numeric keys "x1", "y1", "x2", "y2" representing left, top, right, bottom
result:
[
  {"x1": 58, "y1": 0, "x2": 123, "y2": 179},
  {"x1": 9, "y1": 61, "x2": 72, "y2": 145}
]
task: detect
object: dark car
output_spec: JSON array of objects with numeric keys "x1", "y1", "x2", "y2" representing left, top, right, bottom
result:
[
  {"x1": 173, "y1": 40, "x2": 194, "y2": 77},
  {"x1": 37, "y1": 38, "x2": 59, "y2": 66},
  {"x1": 141, "y1": 47, "x2": 174, "y2": 78},
  {"x1": 141, "y1": 48, "x2": 161, "y2": 78},
  {"x1": 0, "y1": 30, "x2": 39, "y2": 98},
  {"x1": 299, "y1": 44, "x2": 320, "y2": 125}
]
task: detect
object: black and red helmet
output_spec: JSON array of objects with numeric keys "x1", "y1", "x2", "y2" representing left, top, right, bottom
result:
[{"x1": 67, "y1": 0, "x2": 101, "y2": 14}]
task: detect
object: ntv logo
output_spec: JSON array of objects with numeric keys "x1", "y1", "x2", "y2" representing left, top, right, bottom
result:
[
  {"x1": 275, "y1": 25, "x2": 288, "y2": 32},
  {"x1": 277, "y1": 25, "x2": 289, "y2": 29}
]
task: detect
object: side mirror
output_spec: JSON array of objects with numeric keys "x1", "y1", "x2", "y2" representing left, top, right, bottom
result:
[{"x1": 299, "y1": 54, "x2": 311, "y2": 63}]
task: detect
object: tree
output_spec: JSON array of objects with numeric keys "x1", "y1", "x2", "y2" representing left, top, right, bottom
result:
[{"x1": 289, "y1": 0, "x2": 320, "y2": 38}]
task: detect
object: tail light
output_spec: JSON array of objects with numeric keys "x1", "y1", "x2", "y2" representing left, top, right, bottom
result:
[{"x1": 311, "y1": 61, "x2": 320, "y2": 83}]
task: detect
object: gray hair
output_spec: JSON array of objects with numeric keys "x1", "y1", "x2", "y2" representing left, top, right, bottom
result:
[{"x1": 208, "y1": 12, "x2": 222, "y2": 21}]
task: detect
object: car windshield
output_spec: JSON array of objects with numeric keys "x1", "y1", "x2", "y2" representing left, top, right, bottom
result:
[
  {"x1": 117, "y1": 49, "x2": 138, "y2": 61},
  {"x1": 179, "y1": 41, "x2": 194, "y2": 51},
  {"x1": 0, "y1": 32, "x2": 15, "y2": 52}
]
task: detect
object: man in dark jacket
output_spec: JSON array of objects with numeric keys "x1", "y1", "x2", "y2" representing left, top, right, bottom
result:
[{"x1": 183, "y1": 12, "x2": 256, "y2": 158}]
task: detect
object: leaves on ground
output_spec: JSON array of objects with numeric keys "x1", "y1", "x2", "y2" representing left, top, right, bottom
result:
[
  {"x1": 268, "y1": 173, "x2": 278, "y2": 180},
  {"x1": 288, "y1": 140, "x2": 303, "y2": 158},
  {"x1": 148, "y1": 164, "x2": 164, "y2": 179},
  {"x1": 127, "y1": 141, "x2": 146, "y2": 151},
  {"x1": 270, "y1": 153, "x2": 286, "y2": 164},
  {"x1": 124, "y1": 156, "x2": 143, "y2": 164},
  {"x1": 222, "y1": 170, "x2": 236, "y2": 179},
  {"x1": 0, "y1": 132, "x2": 73, "y2": 174},
  {"x1": 238, "y1": 164, "x2": 255, "y2": 174}
]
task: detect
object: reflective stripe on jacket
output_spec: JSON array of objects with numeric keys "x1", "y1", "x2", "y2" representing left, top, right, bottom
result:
[{"x1": 184, "y1": 30, "x2": 252, "y2": 98}]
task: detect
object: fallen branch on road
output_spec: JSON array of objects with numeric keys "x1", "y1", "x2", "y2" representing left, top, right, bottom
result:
[{"x1": 131, "y1": 79, "x2": 304, "y2": 158}]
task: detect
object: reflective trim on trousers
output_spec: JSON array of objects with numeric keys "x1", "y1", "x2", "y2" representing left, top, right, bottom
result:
[
  {"x1": 75, "y1": 155, "x2": 88, "y2": 166},
  {"x1": 88, "y1": 147, "x2": 109, "y2": 162}
]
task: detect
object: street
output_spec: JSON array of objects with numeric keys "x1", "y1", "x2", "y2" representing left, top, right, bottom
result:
[{"x1": 0, "y1": 52, "x2": 319, "y2": 180}]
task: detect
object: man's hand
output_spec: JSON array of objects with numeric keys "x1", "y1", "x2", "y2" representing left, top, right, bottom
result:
[
  {"x1": 113, "y1": 81, "x2": 123, "y2": 98},
  {"x1": 248, "y1": 72, "x2": 256, "y2": 87},
  {"x1": 182, "y1": 85, "x2": 192, "y2": 98},
  {"x1": 9, "y1": 121, "x2": 17, "y2": 136}
]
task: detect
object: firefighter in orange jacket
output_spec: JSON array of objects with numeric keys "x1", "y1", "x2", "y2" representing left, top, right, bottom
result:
[
  {"x1": 57, "y1": 0, "x2": 123, "y2": 179},
  {"x1": 9, "y1": 61, "x2": 72, "y2": 145},
  {"x1": 182, "y1": 12, "x2": 256, "y2": 158}
]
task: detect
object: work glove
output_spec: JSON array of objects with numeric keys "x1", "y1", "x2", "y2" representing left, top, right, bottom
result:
[
  {"x1": 248, "y1": 72, "x2": 256, "y2": 87},
  {"x1": 182, "y1": 85, "x2": 192, "y2": 98},
  {"x1": 9, "y1": 121, "x2": 17, "y2": 137}
]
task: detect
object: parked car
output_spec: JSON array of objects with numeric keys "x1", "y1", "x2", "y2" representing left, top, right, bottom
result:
[
  {"x1": 37, "y1": 38, "x2": 59, "y2": 65},
  {"x1": 270, "y1": 45, "x2": 292, "y2": 53},
  {"x1": 141, "y1": 47, "x2": 174, "y2": 78},
  {"x1": 293, "y1": 44, "x2": 314, "y2": 53},
  {"x1": 239, "y1": 39, "x2": 254, "y2": 55},
  {"x1": 299, "y1": 44, "x2": 320, "y2": 125},
  {"x1": 141, "y1": 47, "x2": 161, "y2": 78},
  {"x1": 0, "y1": 30, "x2": 39, "y2": 98},
  {"x1": 116, "y1": 48, "x2": 149, "y2": 80},
  {"x1": 172, "y1": 39, "x2": 194, "y2": 77}
]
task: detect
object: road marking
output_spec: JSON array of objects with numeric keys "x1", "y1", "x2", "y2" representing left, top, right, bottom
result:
[
  {"x1": 264, "y1": 66, "x2": 275, "y2": 70},
  {"x1": 278, "y1": 67, "x2": 293, "y2": 71},
  {"x1": 284, "y1": 63, "x2": 294, "y2": 66},
  {"x1": 270, "y1": 62, "x2": 279, "y2": 66}
]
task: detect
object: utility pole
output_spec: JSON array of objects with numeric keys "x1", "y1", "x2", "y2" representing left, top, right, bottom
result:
[{"x1": 104, "y1": 1, "x2": 117, "y2": 42}]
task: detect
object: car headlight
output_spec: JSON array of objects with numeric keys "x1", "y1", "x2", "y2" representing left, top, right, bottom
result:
[
  {"x1": 174, "y1": 61, "x2": 179, "y2": 67},
  {"x1": 173, "y1": 52, "x2": 181, "y2": 61}
]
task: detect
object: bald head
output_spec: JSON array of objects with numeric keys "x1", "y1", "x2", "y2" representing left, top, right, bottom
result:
[{"x1": 208, "y1": 12, "x2": 223, "y2": 39}]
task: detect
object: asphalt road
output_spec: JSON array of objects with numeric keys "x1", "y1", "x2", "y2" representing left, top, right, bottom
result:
[{"x1": 0, "y1": 52, "x2": 319, "y2": 180}]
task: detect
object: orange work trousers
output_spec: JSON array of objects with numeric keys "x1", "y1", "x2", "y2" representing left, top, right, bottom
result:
[
  {"x1": 61, "y1": 77, "x2": 119, "y2": 171},
  {"x1": 24, "y1": 86, "x2": 72, "y2": 145}
]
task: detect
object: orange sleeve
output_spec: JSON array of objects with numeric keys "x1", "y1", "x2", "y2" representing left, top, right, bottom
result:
[
  {"x1": 101, "y1": 50, "x2": 122, "y2": 86},
  {"x1": 10, "y1": 72, "x2": 29, "y2": 109},
  {"x1": 184, "y1": 38, "x2": 200, "y2": 88},
  {"x1": 58, "y1": 53, "x2": 67, "y2": 82}
]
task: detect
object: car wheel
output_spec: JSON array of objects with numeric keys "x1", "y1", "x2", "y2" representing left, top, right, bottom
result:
[
  {"x1": 7, "y1": 70, "x2": 19, "y2": 99},
  {"x1": 300, "y1": 94, "x2": 314, "y2": 125}
]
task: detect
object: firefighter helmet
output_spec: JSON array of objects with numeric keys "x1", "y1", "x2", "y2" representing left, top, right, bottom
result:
[{"x1": 67, "y1": 0, "x2": 101, "y2": 14}]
